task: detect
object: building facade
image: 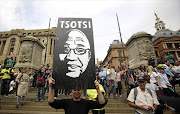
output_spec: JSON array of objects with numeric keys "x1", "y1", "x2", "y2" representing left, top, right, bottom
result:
[
  {"x1": 0, "y1": 27, "x2": 57, "y2": 67},
  {"x1": 102, "y1": 40, "x2": 129, "y2": 68},
  {"x1": 152, "y1": 13, "x2": 180, "y2": 61},
  {"x1": 126, "y1": 32, "x2": 155, "y2": 70}
]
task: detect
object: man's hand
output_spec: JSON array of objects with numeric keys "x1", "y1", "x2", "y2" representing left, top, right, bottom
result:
[
  {"x1": 94, "y1": 76, "x2": 99, "y2": 90},
  {"x1": 138, "y1": 105, "x2": 148, "y2": 111},
  {"x1": 147, "y1": 105, "x2": 155, "y2": 112},
  {"x1": 49, "y1": 78, "x2": 55, "y2": 87}
]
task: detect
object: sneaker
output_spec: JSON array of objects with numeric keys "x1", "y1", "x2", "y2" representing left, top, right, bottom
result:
[
  {"x1": 16, "y1": 104, "x2": 19, "y2": 108},
  {"x1": 40, "y1": 99, "x2": 44, "y2": 102},
  {"x1": 21, "y1": 103, "x2": 24, "y2": 106},
  {"x1": 6, "y1": 95, "x2": 8, "y2": 98}
]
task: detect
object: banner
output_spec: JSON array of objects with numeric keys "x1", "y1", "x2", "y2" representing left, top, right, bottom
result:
[{"x1": 53, "y1": 18, "x2": 96, "y2": 89}]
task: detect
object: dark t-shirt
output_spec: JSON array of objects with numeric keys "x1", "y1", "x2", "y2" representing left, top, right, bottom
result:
[
  {"x1": 49, "y1": 98, "x2": 107, "y2": 114},
  {"x1": 120, "y1": 69, "x2": 128, "y2": 80}
]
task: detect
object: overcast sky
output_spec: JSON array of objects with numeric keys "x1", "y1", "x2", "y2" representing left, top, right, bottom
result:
[{"x1": 0, "y1": 0, "x2": 180, "y2": 62}]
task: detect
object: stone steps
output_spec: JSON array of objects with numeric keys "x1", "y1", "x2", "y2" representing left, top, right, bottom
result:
[{"x1": 1, "y1": 85, "x2": 179, "y2": 114}]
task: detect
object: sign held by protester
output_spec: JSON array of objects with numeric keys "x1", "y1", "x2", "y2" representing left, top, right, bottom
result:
[{"x1": 53, "y1": 18, "x2": 96, "y2": 89}]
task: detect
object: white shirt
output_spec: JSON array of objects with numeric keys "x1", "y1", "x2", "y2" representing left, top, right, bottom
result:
[
  {"x1": 157, "y1": 72, "x2": 170, "y2": 88},
  {"x1": 172, "y1": 66, "x2": 180, "y2": 73},
  {"x1": 148, "y1": 72, "x2": 158, "y2": 84},
  {"x1": 146, "y1": 82, "x2": 159, "y2": 96},
  {"x1": 127, "y1": 87, "x2": 159, "y2": 114},
  {"x1": 163, "y1": 64, "x2": 169, "y2": 69}
]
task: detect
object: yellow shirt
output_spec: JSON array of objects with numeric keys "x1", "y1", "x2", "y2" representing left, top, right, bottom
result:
[
  {"x1": 87, "y1": 84, "x2": 106, "y2": 110},
  {"x1": 1, "y1": 68, "x2": 14, "y2": 79}
]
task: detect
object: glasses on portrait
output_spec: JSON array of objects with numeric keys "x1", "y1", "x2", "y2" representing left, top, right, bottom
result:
[{"x1": 64, "y1": 47, "x2": 90, "y2": 55}]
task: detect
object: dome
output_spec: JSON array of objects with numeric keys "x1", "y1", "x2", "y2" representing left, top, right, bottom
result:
[
  {"x1": 152, "y1": 29, "x2": 180, "y2": 42},
  {"x1": 131, "y1": 31, "x2": 149, "y2": 38},
  {"x1": 111, "y1": 40, "x2": 124, "y2": 45}
]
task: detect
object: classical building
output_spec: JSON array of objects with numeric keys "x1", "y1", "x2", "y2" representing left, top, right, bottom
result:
[
  {"x1": 0, "y1": 27, "x2": 57, "y2": 67},
  {"x1": 126, "y1": 32, "x2": 155, "y2": 70},
  {"x1": 102, "y1": 40, "x2": 129, "y2": 68},
  {"x1": 152, "y1": 13, "x2": 180, "y2": 61}
]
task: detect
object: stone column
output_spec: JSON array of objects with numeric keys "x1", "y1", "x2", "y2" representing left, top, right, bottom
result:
[
  {"x1": 14, "y1": 36, "x2": 45, "y2": 73},
  {"x1": 175, "y1": 51, "x2": 179, "y2": 61},
  {"x1": 47, "y1": 38, "x2": 51, "y2": 55},
  {"x1": 172, "y1": 43, "x2": 176, "y2": 49},
  {"x1": 2, "y1": 39, "x2": 10, "y2": 56}
]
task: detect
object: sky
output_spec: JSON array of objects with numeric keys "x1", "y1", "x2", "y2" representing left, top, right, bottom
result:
[{"x1": 0, "y1": 0, "x2": 180, "y2": 62}]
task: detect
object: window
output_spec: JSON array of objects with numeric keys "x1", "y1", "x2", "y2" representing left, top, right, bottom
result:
[
  {"x1": 43, "y1": 40, "x2": 44, "y2": 42},
  {"x1": 174, "y1": 43, "x2": 180, "y2": 49},
  {"x1": 167, "y1": 43, "x2": 172, "y2": 49},
  {"x1": 1, "y1": 34, "x2": 3, "y2": 36},
  {"x1": 9, "y1": 38, "x2": 16, "y2": 55},
  {"x1": 5, "y1": 34, "x2": 8, "y2": 36},
  {"x1": 38, "y1": 32, "x2": 41, "y2": 34},
  {"x1": 33, "y1": 32, "x2": 36, "y2": 35},
  {"x1": 119, "y1": 51, "x2": 122, "y2": 57},
  {"x1": 23, "y1": 33, "x2": 26, "y2": 35},
  {"x1": 28, "y1": 33, "x2": 31, "y2": 35}
]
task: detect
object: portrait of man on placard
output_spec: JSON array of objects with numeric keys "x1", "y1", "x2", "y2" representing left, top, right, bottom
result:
[
  {"x1": 53, "y1": 18, "x2": 96, "y2": 90},
  {"x1": 59, "y1": 29, "x2": 91, "y2": 78}
]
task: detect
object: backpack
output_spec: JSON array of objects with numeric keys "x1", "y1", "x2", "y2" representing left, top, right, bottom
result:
[
  {"x1": 37, "y1": 79, "x2": 43, "y2": 86},
  {"x1": 134, "y1": 87, "x2": 152, "y2": 101}
]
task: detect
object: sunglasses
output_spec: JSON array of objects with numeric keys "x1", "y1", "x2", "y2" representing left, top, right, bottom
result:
[
  {"x1": 145, "y1": 76, "x2": 150, "y2": 77},
  {"x1": 138, "y1": 81, "x2": 145, "y2": 83}
]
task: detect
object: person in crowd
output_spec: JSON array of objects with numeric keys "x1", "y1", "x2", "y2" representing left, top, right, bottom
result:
[
  {"x1": 48, "y1": 77, "x2": 107, "y2": 114},
  {"x1": 7, "y1": 57, "x2": 16, "y2": 68},
  {"x1": 87, "y1": 84, "x2": 106, "y2": 114},
  {"x1": 164, "y1": 52, "x2": 174, "y2": 65},
  {"x1": 120, "y1": 63, "x2": 130, "y2": 100},
  {"x1": 14, "y1": 67, "x2": 23, "y2": 97},
  {"x1": 115, "y1": 68, "x2": 122, "y2": 97},
  {"x1": 138, "y1": 64, "x2": 147, "y2": 77},
  {"x1": 157, "y1": 57, "x2": 163, "y2": 65},
  {"x1": 144, "y1": 73, "x2": 165, "y2": 114},
  {"x1": 98, "y1": 67, "x2": 107, "y2": 93},
  {"x1": 107, "y1": 65, "x2": 116, "y2": 99},
  {"x1": 148, "y1": 57, "x2": 155, "y2": 68},
  {"x1": 3, "y1": 58, "x2": 8, "y2": 69},
  {"x1": 35, "y1": 74, "x2": 45, "y2": 102},
  {"x1": 171, "y1": 60, "x2": 180, "y2": 88},
  {"x1": 147, "y1": 66, "x2": 163, "y2": 90},
  {"x1": 127, "y1": 76, "x2": 159, "y2": 114},
  {"x1": 15, "y1": 67, "x2": 29, "y2": 108},
  {"x1": 162, "y1": 61, "x2": 174, "y2": 83},
  {"x1": 157, "y1": 67, "x2": 174, "y2": 96},
  {"x1": 29, "y1": 73, "x2": 34, "y2": 88},
  {"x1": 127, "y1": 66, "x2": 135, "y2": 90},
  {"x1": 0, "y1": 64, "x2": 14, "y2": 98},
  {"x1": 32, "y1": 71, "x2": 37, "y2": 88}
]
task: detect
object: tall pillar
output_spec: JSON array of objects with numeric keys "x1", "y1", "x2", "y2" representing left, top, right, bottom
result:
[
  {"x1": 47, "y1": 38, "x2": 51, "y2": 55},
  {"x1": 175, "y1": 51, "x2": 179, "y2": 61},
  {"x1": 2, "y1": 39, "x2": 10, "y2": 56},
  {"x1": 172, "y1": 43, "x2": 176, "y2": 49}
]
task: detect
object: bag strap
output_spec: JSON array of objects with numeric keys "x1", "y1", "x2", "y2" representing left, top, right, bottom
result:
[
  {"x1": 134, "y1": 87, "x2": 138, "y2": 101},
  {"x1": 134, "y1": 87, "x2": 153, "y2": 102},
  {"x1": 19, "y1": 73, "x2": 23, "y2": 81}
]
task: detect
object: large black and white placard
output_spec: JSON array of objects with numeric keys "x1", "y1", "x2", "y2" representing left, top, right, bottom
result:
[{"x1": 53, "y1": 18, "x2": 96, "y2": 89}]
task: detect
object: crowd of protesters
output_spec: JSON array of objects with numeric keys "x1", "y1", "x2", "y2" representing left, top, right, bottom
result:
[{"x1": 0, "y1": 53, "x2": 180, "y2": 113}]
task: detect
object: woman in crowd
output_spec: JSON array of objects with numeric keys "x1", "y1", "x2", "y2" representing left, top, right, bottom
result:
[
  {"x1": 147, "y1": 65, "x2": 163, "y2": 90},
  {"x1": 157, "y1": 67, "x2": 174, "y2": 96},
  {"x1": 115, "y1": 68, "x2": 122, "y2": 97},
  {"x1": 15, "y1": 67, "x2": 29, "y2": 108},
  {"x1": 107, "y1": 65, "x2": 116, "y2": 99},
  {"x1": 138, "y1": 64, "x2": 147, "y2": 77}
]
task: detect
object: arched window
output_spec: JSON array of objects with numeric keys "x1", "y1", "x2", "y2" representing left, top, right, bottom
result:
[{"x1": 9, "y1": 38, "x2": 16, "y2": 55}]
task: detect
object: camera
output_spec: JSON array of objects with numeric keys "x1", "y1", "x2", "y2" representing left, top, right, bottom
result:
[{"x1": 147, "y1": 108, "x2": 153, "y2": 111}]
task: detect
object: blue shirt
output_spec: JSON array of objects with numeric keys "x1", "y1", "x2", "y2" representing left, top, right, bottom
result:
[{"x1": 99, "y1": 71, "x2": 106, "y2": 80}]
